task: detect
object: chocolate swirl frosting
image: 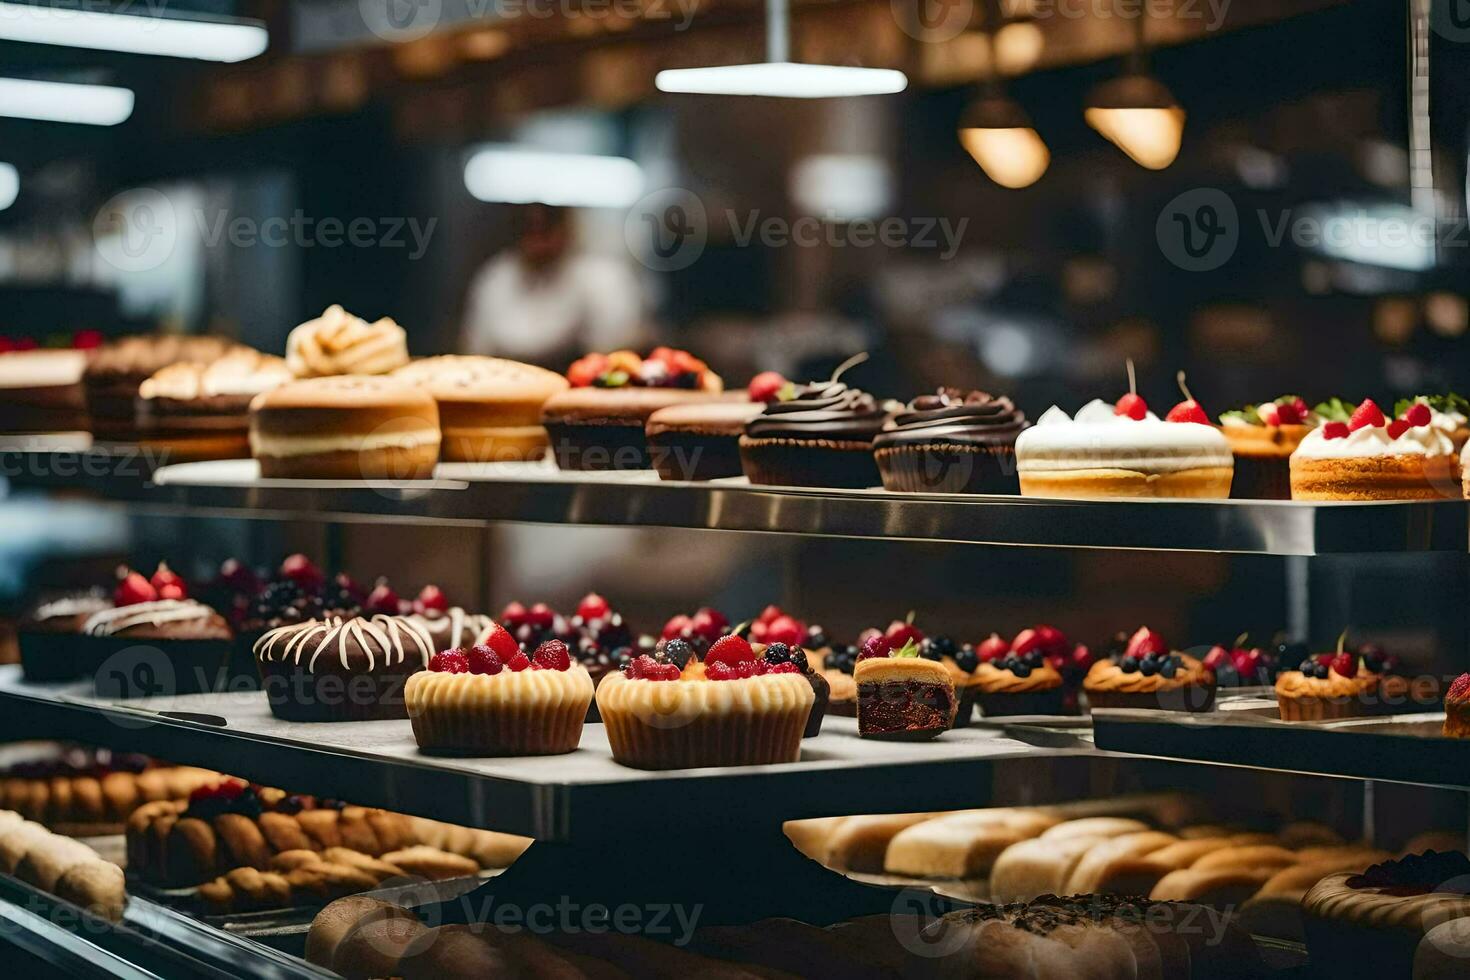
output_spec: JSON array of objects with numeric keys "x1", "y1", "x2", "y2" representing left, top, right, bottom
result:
[
  {"x1": 744, "y1": 380, "x2": 889, "y2": 442},
  {"x1": 875, "y1": 389, "x2": 1027, "y2": 449}
]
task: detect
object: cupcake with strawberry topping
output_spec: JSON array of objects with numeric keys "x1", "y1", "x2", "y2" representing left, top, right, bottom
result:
[
  {"x1": 595, "y1": 633, "x2": 813, "y2": 769},
  {"x1": 404, "y1": 625, "x2": 594, "y2": 756},
  {"x1": 853, "y1": 635, "x2": 957, "y2": 740},
  {"x1": 1219, "y1": 395, "x2": 1318, "y2": 498},
  {"x1": 1082, "y1": 626, "x2": 1215, "y2": 712},
  {"x1": 1290, "y1": 398, "x2": 1458, "y2": 500}
]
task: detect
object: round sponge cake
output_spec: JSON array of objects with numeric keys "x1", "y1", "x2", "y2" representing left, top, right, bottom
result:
[
  {"x1": 249, "y1": 376, "x2": 440, "y2": 480},
  {"x1": 391, "y1": 356, "x2": 567, "y2": 463}
]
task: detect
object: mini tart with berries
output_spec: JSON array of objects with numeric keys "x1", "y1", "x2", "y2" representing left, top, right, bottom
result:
[
  {"x1": 1290, "y1": 399, "x2": 1458, "y2": 501},
  {"x1": 1443, "y1": 674, "x2": 1470, "y2": 738},
  {"x1": 404, "y1": 632, "x2": 594, "y2": 756},
  {"x1": 854, "y1": 639, "x2": 957, "y2": 740},
  {"x1": 1082, "y1": 627, "x2": 1215, "y2": 712},
  {"x1": 1302, "y1": 851, "x2": 1470, "y2": 979},
  {"x1": 595, "y1": 635, "x2": 813, "y2": 770},
  {"x1": 1219, "y1": 396, "x2": 1318, "y2": 499},
  {"x1": 971, "y1": 660, "x2": 1064, "y2": 718},
  {"x1": 1273, "y1": 646, "x2": 1373, "y2": 722}
]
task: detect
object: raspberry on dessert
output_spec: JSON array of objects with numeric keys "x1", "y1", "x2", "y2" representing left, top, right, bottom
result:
[
  {"x1": 884, "y1": 614, "x2": 924, "y2": 648},
  {"x1": 1449, "y1": 673, "x2": 1470, "y2": 700},
  {"x1": 765, "y1": 615, "x2": 805, "y2": 647},
  {"x1": 500, "y1": 601, "x2": 529, "y2": 627},
  {"x1": 429, "y1": 650, "x2": 470, "y2": 674},
  {"x1": 1272, "y1": 401, "x2": 1299, "y2": 425},
  {"x1": 1387, "y1": 418, "x2": 1410, "y2": 439},
  {"x1": 858, "y1": 634, "x2": 893, "y2": 661},
  {"x1": 365, "y1": 580, "x2": 400, "y2": 615},
  {"x1": 114, "y1": 569, "x2": 157, "y2": 607},
  {"x1": 661, "y1": 614, "x2": 692, "y2": 641},
  {"x1": 479, "y1": 623, "x2": 519, "y2": 661},
  {"x1": 150, "y1": 562, "x2": 187, "y2": 599},
  {"x1": 505, "y1": 651, "x2": 530, "y2": 672},
  {"x1": 280, "y1": 554, "x2": 324, "y2": 589},
  {"x1": 576, "y1": 593, "x2": 611, "y2": 621},
  {"x1": 1405, "y1": 402, "x2": 1433, "y2": 427},
  {"x1": 466, "y1": 644, "x2": 503, "y2": 675},
  {"x1": 770, "y1": 662, "x2": 800, "y2": 674},
  {"x1": 414, "y1": 584, "x2": 449, "y2": 615},
  {"x1": 532, "y1": 639, "x2": 572, "y2": 671},
  {"x1": 706, "y1": 634, "x2": 756, "y2": 668},
  {"x1": 977, "y1": 634, "x2": 1010, "y2": 662},
  {"x1": 1322, "y1": 421, "x2": 1350, "y2": 439},
  {"x1": 690, "y1": 607, "x2": 727, "y2": 641},
  {"x1": 628, "y1": 653, "x2": 680, "y2": 680},
  {"x1": 706, "y1": 661, "x2": 739, "y2": 680},
  {"x1": 526, "y1": 603, "x2": 556, "y2": 629},
  {"x1": 1349, "y1": 398, "x2": 1385, "y2": 431}
]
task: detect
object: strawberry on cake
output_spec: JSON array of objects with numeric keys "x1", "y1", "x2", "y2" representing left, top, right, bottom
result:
[
  {"x1": 1218, "y1": 395, "x2": 1319, "y2": 498},
  {"x1": 1289, "y1": 398, "x2": 1458, "y2": 500},
  {"x1": 596, "y1": 634, "x2": 813, "y2": 769},
  {"x1": 1015, "y1": 366, "x2": 1233, "y2": 499},
  {"x1": 404, "y1": 627, "x2": 594, "y2": 756},
  {"x1": 1444, "y1": 673, "x2": 1470, "y2": 738}
]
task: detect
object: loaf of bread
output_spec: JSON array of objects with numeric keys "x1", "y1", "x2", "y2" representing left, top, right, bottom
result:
[{"x1": 0, "y1": 809, "x2": 125, "y2": 920}]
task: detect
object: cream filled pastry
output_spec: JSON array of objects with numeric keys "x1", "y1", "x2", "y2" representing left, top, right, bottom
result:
[
  {"x1": 1290, "y1": 399, "x2": 1457, "y2": 500},
  {"x1": 285, "y1": 305, "x2": 409, "y2": 378},
  {"x1": 1015, "y1": 399, "x2": 1233, "y2": 499}
]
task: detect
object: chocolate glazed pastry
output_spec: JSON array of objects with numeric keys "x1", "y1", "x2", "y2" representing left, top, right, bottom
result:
[
  {"x1": 255, "y1": 616, "x2": 433, "y2": 722},
  {"x1": 740, "y1": 357, "x2": 890, "y2": 489},
  {"x1": 874, "y1": 389, "x2": 1028, "y2": 493}
]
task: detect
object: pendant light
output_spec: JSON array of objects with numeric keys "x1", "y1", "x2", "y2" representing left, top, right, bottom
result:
[
  {"x1": 1084, "y1": 17, "x2": 1184, "y2": 169},
  {"x1": 655, "y1": 0, "x2": 907, "y2": 98},
  {"x1": 957, "y1": 30, "x2": 1049, "y2": 189}
]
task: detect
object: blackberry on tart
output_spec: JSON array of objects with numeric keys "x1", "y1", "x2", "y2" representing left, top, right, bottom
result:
[
  {"x1": 1082, "y1": 626, "x2": 1215, "y2": 712},
  {"x1": 757, "y1": 641, "x2": 829, "y2": 738}
]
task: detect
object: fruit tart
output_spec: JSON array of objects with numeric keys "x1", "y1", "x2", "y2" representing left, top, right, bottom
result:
[
  {"x1": 1356, "y1": 641, "x2": 1437, "y2": 716},
  {"x1": 1200, "y1": 633, "x2": 1282, "y2": 689},
  {"x1": 1444, "y1": 673, "x2": 1470, "y2": 738},
  {"x1": 969, "y1": 625, "x2": 1095, "y2": 720},
  {"x1": 1083, "y1": 627, "x2": 1215, "y2": 712},
  {"x1": 1219, "y1": 395, "x2": 1318, "y2": 498},
  {"x1": 853, "y1": 636, "x2": 957, "y2": 740},
  {"x1": 501, "y1": 593, "x2": 635, "y2": 691},
  {"x1": 595, "y1": 634, "x2": 813, "y2": 769},
  {"x1": 1273, "y1": 635, "x2": 1373, "y2": 721},
  {"x1": 405, "y1": 628, "x2": 594, "y2": 756}
]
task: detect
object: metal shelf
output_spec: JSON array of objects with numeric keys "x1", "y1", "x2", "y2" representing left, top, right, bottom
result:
[
  {"x1": 1091, "y1": 708, "x2": 1470, "y2": 791},
  {"x1": 5, "y1": 453, "x2": 1468, "y2": 555},
  {"x1": 0, "y1": 667, "x2": 1099, "y2": 841}
]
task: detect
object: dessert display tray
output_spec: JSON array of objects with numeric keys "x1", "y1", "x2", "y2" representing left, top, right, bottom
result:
[
  {"x1": 0, "y1": 666, "x2": 1100, "y2": 841},
  {"x1": 9, "y1": 452, "x2": 1467, "y2": 555},
  {"x1": 1091, "y1": 708, "x2": 1470, "y2": 790}
]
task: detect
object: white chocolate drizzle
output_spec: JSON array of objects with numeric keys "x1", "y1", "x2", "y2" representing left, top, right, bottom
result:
[{"x1": 253, "y1": 615, "x2": 433, "y2": 672}]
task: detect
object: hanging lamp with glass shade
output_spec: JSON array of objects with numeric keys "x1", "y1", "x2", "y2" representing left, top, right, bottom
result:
[
  {"x1": 655, "y1": 0, "x2": 907, "y2": 98},
  {"x1": 956, "y1": 27, "x2": 1049, "y2": 189},
  {"x1": 1084, "y1": 18, "x2": 1185, "y2": 169}
]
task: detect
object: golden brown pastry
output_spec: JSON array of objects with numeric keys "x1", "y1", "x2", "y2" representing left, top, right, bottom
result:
[
  {"x1": 54, "y1": 859, "x2": 126, "y2": 922},
  {"x1": 306, "y1": 896, "x2": 421, "y2": 969},
  {"x1": 1063, "y1": 831, "x2": 1178, "y2": 894},
  {"x1": 884, "y1": 810, "x2": 1060, "y2": 880},
  {"x1": 378, "y1": 845, "x2": 480, "y2": 880},
  {"x1": 16, "y1": 836, "x2": 99, "y2": 891}
]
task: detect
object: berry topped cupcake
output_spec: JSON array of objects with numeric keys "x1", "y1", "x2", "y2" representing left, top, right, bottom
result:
[
  {"x1": 739, "y1": 354, "x2": 891, "y2": 489},
  {"x1": 1273, "y1": 636, "x2": 1373, "y2": 721},
  {"x1": 853, "y1": 635, "x2": 957, "y2": 740},
  {"x1": 500, "y1": 593, "x2": 635, "y2": 691},
  {"x1": 405, "y1": 627, "x2": 594, "y2": 756},
  {"x1": 595, "y1": 634, "x2": 813, "y2": 769},
  {"x1": 1290, "y1": 399, "x2": 1458, "y2": 500},
  {"x1": 1082, "y1": 626, "x2": 1215, "y2": 712},
  {"x1": 874, "y1": 388, "x2": 1028, "y2": 494},
  {"x1": 968, "y1": 625, "x2": 1092, "y2": 718},
  {"x1": 1219, "y1": 396, "x2": 1318, "y2": 498}
]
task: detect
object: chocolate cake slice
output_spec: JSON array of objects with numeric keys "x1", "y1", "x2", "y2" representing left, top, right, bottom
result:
[{"x1": 854, "y1": 655, "x2": 956, "y2": 740}]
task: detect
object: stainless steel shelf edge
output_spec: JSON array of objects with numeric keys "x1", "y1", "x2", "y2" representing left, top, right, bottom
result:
[
  {"x1": 1092, "y1": 709, "x2": 1470, "y2": 790},
  {"x1": 10, "y1": 452, "x2": 1470, "y2": 554}
]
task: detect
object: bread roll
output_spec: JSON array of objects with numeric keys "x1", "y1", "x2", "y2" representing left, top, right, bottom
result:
[
  {"x1": 306, "y1": 896, "x2": 419, "y2": 969},
  {"x1": 332, "y1": 913, "x2": 429, "y2": 980},
  {"x1": 54, "y1": 860, "x2": 125, "y2": 922},
  {"x1": 1063, "y1": 831, "x2": 1176, "y2": 894},
  {"x1": 885, "y1": 811, "x2": 1058, "y2": 879},
  {"x1": 1040, "y1": 817, "x2": 1149, "y2": 841}
]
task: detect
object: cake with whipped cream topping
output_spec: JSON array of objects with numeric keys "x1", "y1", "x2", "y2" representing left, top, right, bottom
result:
[
  {"x1": 137, "y1": 350, "x2": 291, "y2": 462},
  {"x1": 254, "y1": 615, "x2": 434, "y2": 721},
  {"x1": 285, "y1": 305, "x2": 410, "y2": 378},
  {"x1": 249, "y1": 375, "x2": 441, "y2": 480},
  {"x1": 1289, "y1": 398, "x2": 1458, "y2": 500},
  {"x1": 874, "y1": 388, "x2": 1028, "y2": 493},
  {"x1": 1015, "y1": 399, "x2": 1234, "y2": 499}
]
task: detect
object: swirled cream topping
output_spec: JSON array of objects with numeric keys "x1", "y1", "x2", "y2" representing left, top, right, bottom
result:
[
  {"x1": 1015, "y1": 399, "x2": 1233, "y2": 473},
  {"x1": 1292, "y1": 423, "x2": 1455, "y2": 459},
  {"x1": 285, "y1": 305, "x2": 409, "y2": 378},
  {"x1": 83, "y1": 600, "x2": 215, "y2": 636},
  {"x1": 254, "y1": 615, "x2": 433, "y2": 672}
]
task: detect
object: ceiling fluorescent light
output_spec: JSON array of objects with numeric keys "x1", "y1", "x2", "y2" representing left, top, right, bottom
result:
[
  {"x1": 0, "y1": 77, "x2": 134, "y2": 126},
  {"x1": 0, "y1": 163, "x2": 16, "y2": 211},
  {"x1": 0, "y1": 3, "x2": 267, "y2": 62},
  {"x1": 464, "y1": 148, "x2": 645, "y2": 208},
  {"x1": 655, "y1": 0, "x2": 906, "y2": 98}
]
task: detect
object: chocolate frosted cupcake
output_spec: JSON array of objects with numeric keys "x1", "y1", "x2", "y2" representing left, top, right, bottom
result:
[
  {"x1": 254, "y1": 615, "x2": 433, "y2": 722},
  {"x1": 874, "y1": 389, "x2": 1027, "y2": 493},
  {"x1": 739, "y1": 358, "x2": 890, "y2": 489}
]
